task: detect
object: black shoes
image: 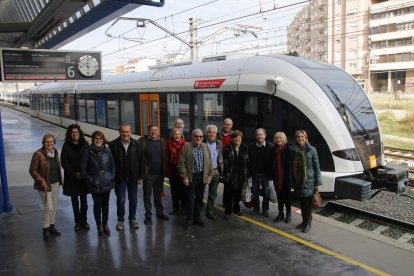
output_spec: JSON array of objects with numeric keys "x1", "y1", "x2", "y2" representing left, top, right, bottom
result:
[
  {"x1": 156, "y1": 214, "x2": 169, "y2": 221},
  {"x1": 49, "y1": 224, "x2": 61, "y2": 236},
  {"x1": 74, "y1": 223, "x2": 82, "y2": 232},
  {"x1": 144, "y1": 217, "x2": 152, "y2": 225},
  {"x1": 233, "y1": 211, "x2": 242, "y2": 216},
  {"x1": 296, "y1": 222, "x2": 306, "y2": 229},
  {"x1": 184, "y1": 221, "x2": 191, "y2": 230},
  {"x1": 302, "y1": 224, "x2": 311, "y2": 233},
  {"x1": 82, "y1": 221, "x2": 90, "y2": 231},
  {"x1": 285, "y1": 213, "x2": 291, "y2": 223},
  {"x1": 103, "y1": 225, "x2": 111, "y2": 236},
  {"x1": 43, "y1": 227, "x2": 50, "y2": 241},
  {"x1": 98, "y1": 225, "x2": 104, "y2": 236},
  {"x1": 273, "y1": 212, "x2": 284, "y2": 222}
]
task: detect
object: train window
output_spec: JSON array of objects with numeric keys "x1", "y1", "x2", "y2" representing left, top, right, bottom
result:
[
  {"x1": 46, "y1": 98, "x2": 50, "y2": 114},
  {"x1": 78, "y1": 98, "x2": 86, "y2": 122},
  {"x1": 194, "y1": 93, "x2": 224, "y2": 132},
  {"x1": 87, "y1": 99, "x2": 96, "y2": 124},
  {"x1": 121, "y1": 100, "x2": 135, "y2": 133},
  {"x1": 141, "y1": 100, "x2": 148, "y2": 135},
  {"x1": 107, "y1": 100, "x2": 119, "y2": 130},
  {"x1": 96, "y1": 97, "x2": 106, "y2": 127},
  {"x1": 151, "y1": 100, "x2": 158, "y2": 126},
  {"x1": 50, "y1": 97, "x2": 55, "y2": 115},
  {"x1": 244, "y1": 96, "x2": 258, "y2": 115},
  {"x1": 166, "y1": 93, "x2": 191, "y2": 133},
  {"x1": 54, "y1": 95, "x2": 60, "y2": 116}
]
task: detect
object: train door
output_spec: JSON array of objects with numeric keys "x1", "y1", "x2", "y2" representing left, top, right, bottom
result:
[{"x1": 139, "y1": 94, "x2": 160, "y2": 136}]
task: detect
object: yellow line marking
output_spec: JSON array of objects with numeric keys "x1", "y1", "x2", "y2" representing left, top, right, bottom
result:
[{"x1": 163, "y1": 181, "x2": 389, "y2": 276}]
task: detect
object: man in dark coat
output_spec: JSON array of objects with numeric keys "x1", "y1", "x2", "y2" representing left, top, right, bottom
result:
[
  {"x1": 109, "y1": 124, "x2": 144, "y2": 231},
  {"x1": 248, "y1": 128, "x2": 274, "y2": 217},
  {"x1": 139, "y1": 124, "x2": 169, "y2": 224}
]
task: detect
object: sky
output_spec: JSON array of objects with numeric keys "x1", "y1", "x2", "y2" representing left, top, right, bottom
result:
[{"x1": 60, "y1": 0, "x2": 308, "y2": 67}]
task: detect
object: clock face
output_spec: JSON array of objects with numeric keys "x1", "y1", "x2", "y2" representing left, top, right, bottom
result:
[{"x1": 77, "y1": 55, "x2": 99, "y2": 77}]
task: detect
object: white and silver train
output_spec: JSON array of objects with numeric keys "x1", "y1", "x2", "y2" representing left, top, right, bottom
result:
[
  {"x1": 31, "y1": 54, "x2": 403, "y2": 198},
  {"x1": 0, "y1": 90, "x2": 31, "y2": 107}
]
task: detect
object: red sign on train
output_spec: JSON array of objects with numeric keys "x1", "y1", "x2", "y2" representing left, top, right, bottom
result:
[{"x1": 194, "y1": 79, "x2": 225, "y2": 89}]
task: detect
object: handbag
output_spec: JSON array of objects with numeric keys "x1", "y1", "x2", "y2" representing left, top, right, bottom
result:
[
  {"x1": 312, "y1": 187, "x2": 322, "y2": 209},
  {"x1": 268, "y1": 180, "x2": 277, "y2": 203},
  {"x1": 241, "y1": 178, "x2": 252, "y2": 203}
]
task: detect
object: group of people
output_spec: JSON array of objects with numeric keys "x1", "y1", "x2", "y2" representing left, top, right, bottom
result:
[{"x1": 29, "y1": 117, "x2": 321, "y2": 241}]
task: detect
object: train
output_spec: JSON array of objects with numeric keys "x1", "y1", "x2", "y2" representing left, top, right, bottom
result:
[
  {"x1": 0, "y1": 89, "x2": 31, "y2": 107},
  {"x1": 29, "y1": 54, "x2": 408, "y2": 199}
]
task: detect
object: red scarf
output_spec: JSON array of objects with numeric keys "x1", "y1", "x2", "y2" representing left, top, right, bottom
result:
[
  {"x1": 273, "y1": 145, "x2": 286, "y2": 193},
  {"x1": 166, "y1": 137, "x2": 186, "y2": 177}
]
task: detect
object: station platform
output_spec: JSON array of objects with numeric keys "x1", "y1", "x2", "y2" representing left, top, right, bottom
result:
[{"x1": 1, "y1": 106, "x2": 413, "y2": 276}]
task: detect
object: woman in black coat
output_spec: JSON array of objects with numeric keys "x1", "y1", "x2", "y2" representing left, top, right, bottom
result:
[
  {"x1": 270, "y1": 132, "x2": 291, "y2": 223},
  {"x1": 81, "y1": 131, "x2": 115, "y2": 237},
  {"x1": 61, "y1": 124, "x2": 89, "y2": 232},
  {"x1": 222, "y1": 130, "x2": 249, "y2": 219}
]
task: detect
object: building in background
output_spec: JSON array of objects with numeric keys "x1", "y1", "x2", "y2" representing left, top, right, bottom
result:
[{"x1": 369, "y1": 0, "x2": 414, "y2": 93}]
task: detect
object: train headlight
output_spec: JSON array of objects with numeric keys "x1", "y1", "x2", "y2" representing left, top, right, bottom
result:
[{"x1": 332, "y1": 148, "x2": 360, "y2": 161}]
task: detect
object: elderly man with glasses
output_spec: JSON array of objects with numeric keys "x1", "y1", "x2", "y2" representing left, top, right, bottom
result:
[{"x1": 177, "y1": 129, "x2": 214, "y2": 229}]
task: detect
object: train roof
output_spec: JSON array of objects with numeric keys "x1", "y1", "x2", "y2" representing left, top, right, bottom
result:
[{"x1": 31, "y1": 54, "x2": 342, "y2": 91}]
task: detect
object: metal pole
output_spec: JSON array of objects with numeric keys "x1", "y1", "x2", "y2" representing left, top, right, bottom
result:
[
  {"x1": 0, "y1": 111, "x2": 13, "y2": 213},
  {"x1": 189, "y1": 18, "x2": 198, "y2": 60}
]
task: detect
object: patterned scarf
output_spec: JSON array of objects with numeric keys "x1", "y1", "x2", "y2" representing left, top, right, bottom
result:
[{"x1": 166, "y1": 137, "x2": 186, "y2": 167}]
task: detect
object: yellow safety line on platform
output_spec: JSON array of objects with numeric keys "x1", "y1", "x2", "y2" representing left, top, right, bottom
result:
[{"x1": 164, "y1": 182, "x2": 389, "y2": 276}]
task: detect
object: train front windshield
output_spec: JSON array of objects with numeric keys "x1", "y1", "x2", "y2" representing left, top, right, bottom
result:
[{"x1": 277, "y1": 55, "x2": 381, "y2": 170}]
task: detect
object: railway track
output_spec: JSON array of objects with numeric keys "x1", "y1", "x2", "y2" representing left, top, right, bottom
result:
[{"x1": 316, "y1": 201, "x2": 414, "y2": 245}]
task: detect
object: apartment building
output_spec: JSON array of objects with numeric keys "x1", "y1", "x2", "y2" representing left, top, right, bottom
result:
[
  {"x1": 369, "y1": 0, "x2": 414, "y2": 93},
  {"x1": 288, "y1": 0, "x2": 370, "y2": 88}
]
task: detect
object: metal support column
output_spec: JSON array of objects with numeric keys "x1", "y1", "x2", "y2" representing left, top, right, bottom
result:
[{"x1": 0, "y1": 111, "x2": 13, "y2": 214}]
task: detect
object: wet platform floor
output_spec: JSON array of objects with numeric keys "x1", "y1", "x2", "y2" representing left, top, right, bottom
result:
[{"x1": 1, "y1": 105, "x2": 412, "y2": 276}]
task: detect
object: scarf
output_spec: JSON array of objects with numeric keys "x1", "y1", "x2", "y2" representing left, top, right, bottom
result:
[
  {"x1": 273, "y1": 145, "x2": 286, "y2": 193},
  {"x1": 292, "y1": 145, "x2": 307, "y2": 189},
  {"x1": 166, "y1": 137, "x2": 186, "y2": 168}
]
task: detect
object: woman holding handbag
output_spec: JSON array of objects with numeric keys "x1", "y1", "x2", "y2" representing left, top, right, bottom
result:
[
  {"x1": 288, "y1": 130, "x2": 321, "y2": 233},
  {"x1": 222, "y1": 130, "x2": 249, "y2": 219}
]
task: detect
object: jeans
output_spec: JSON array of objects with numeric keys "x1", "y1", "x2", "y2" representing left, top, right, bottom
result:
[
  {"x1": 206, "y1": 174, "x2": 219, "y2": 215},
  {"x1": 91, "y1": 191, "x2": 110, "y2": 227},
  {"x1": 115, "y1": 179, "x2": 138, "y2": 222},
  {"x1": 71, "y1": 195, "x2": 88, "y2": 224},
  {"x1": 252, "y1": 173, "x2": 270, "y2": 212}
]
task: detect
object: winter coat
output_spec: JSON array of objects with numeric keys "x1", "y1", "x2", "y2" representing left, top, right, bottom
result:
[
  {"x1": 223, "y1": 143, "x2": 249, "y2": 185},
  {"x1": 269, "y1": 145, "x2": 291, "y2": 193},
  {"x1": 81, "y1": 144, "x2": 115, "y2": 194},
  {"x1": 138, "y1": 136, "x2": 168, "y2": 178},
  {"x1": 109, "y1": 137, "x2": 144, "y2": 185},
  {"x1": 288, "y1": 143, "x2": 322, "y2": 198},
  {"x1": 61, "y1": 140, "x2": 89, "y2": 196},
  {"x1": 248, "y1": 141, "x2": 275, "y2": 178},
  {"x1": 29, "y1": 147, "x2": 63, "y2": 192},
  {"x1": 177, "y1": 143, "x2": 214, "y2": 184}
]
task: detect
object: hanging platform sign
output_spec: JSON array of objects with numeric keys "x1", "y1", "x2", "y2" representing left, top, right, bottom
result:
[{"x1": 0, "y1": 48, "x2": 102, "y2": 82}]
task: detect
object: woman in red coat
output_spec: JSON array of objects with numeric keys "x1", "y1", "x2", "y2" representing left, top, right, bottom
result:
[{"x1": 166, "y1": 128, "x2": 187, "y2": 215}]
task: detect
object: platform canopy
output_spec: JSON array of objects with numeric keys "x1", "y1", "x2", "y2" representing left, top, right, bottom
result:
[{"x1": 0, "y1": 0, "x2": 164, "y2": 49}]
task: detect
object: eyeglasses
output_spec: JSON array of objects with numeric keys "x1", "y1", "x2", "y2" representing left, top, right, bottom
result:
[
  {"x1": 194, "y1": 135, "x2": 203, "y2": 138},
  {"x1": 94, "y1": 137, "x2": 103, "y2": 140}
]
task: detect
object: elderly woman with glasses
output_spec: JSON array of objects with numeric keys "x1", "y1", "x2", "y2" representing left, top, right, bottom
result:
[
  {"x1": 29, "y1": 134, "x2": 63, "y2": 241},
  {"x1": 81, "y1": 130, "x2": 115, "y2": 237}
]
